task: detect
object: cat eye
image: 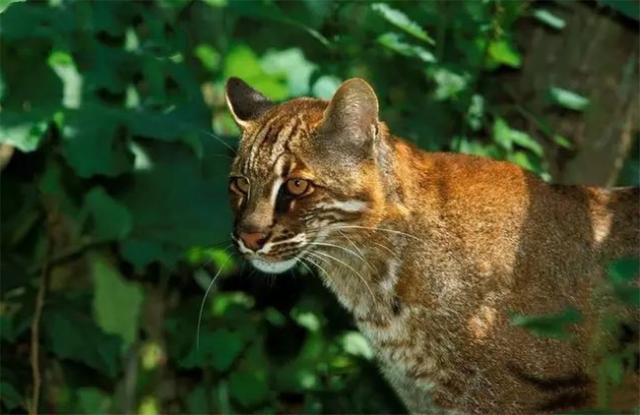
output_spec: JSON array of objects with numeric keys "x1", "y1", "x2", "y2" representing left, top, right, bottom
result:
[
  {"x1": 230, "y1": 177, "x2": 250, "y2": 194},
  {"x1": 285, "y1": 178, "x2": 312, "y2": 196}
]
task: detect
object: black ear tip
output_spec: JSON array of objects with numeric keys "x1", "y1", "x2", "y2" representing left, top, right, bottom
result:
[{"x1": 225, "y1": 77, "x2": 246, "y2": 94}]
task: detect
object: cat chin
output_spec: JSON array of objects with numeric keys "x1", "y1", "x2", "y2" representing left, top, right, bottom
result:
[{"x1": 249, "y1": 257, "x2": 298, "y2": 274}]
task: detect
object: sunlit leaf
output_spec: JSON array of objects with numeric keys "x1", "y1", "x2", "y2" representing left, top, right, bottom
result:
[
  {"x1": 548, "y1": 87, "x2": 590, "y2": 111},
  {"x1": 340, "y1": 331, "x2": 373, "y2": 360},
  {"x1": 371, "y1": 3, "x2": 434, "y2": 44},
  {"x1": 533, "y1": 9, "x2": 566, "y2": 30},
  {"x1": 92, "y1": 256, "x2": 144, "y2": 347},
  {"x1": 378, "y1": 32, "x2": 435, "y2": 63},
  {"x1": 487, "y1": 39, "x2": 521, "y2": 68}
]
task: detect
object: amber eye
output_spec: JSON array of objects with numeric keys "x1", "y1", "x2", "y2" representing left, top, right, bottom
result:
[
  {"x1": 230, "y1": 177, "x2": 250, "y2": 194},
  {"x1": 285, "y1": 178, "x2": 311, "y2": 196}
]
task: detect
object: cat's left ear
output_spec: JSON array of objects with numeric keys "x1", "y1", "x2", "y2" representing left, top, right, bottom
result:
[
  {"x1": 225, "y1": 77, "x2": 274, "y2": 129},
  {"x1": 319, "y1": 78, "x2": 379, "y2": 149}
]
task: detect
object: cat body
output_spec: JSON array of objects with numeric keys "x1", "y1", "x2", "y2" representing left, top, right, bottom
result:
[{"x1": 224, "y1": 77, "x2": 639, "y2": 414}]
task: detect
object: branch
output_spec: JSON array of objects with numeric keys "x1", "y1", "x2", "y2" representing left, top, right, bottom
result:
[{"x1": 29, "y1": 236, "x2": 51, "y2": 415}]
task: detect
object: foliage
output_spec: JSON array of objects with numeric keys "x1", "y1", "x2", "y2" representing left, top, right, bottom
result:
[{"x1": 0, "y1": 0, "x2": 637, "y2": 414}]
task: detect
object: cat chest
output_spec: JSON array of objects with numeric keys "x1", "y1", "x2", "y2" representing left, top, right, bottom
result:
[{"x1": 355, "y1": 308, "x2": 444, "y2": 391}]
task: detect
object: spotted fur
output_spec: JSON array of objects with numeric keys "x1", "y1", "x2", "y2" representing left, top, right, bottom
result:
[{"x1": 225, "y1": 77, "x2": 639, "y2": 414}]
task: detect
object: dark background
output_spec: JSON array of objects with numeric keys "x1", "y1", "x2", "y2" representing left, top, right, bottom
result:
[{"x1": 1, "y1": 0, "x2": 638, "y2": 413}]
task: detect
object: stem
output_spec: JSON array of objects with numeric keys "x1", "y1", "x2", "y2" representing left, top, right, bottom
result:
[{"x1": 29, "y1": 233, "x2": 51, "y2": 415}]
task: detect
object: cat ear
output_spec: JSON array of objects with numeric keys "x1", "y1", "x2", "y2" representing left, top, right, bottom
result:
[
  {"x1": 225, "y1": 77, "x2": 274, "y2": 129},
  {"x1": 320, "y1": 78, "x2": 379, "y2": 147}
]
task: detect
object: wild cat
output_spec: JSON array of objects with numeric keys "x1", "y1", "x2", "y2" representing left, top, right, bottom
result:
[{"x1": 224, "y1": 76, "x2": 639, "y2": 414}]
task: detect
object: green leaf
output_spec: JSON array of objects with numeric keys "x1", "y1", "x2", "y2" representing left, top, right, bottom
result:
[
  {"x1": 118, "y1": 141, "x2": 232, "y2": 269},
  {"x1": 493, "y1": 118, "x2": 543, "y2": 156},
  {"x1": 377, "y1": 33, "x2": 435, "y2": 63},
  {"x1": 607, "y1": 258, "x2": 639, "y2": 283},
  {"x1": 607, "y1": 258, "x2": 640, "y2": 307},
  {"x1": 601, "y1": 355, "x2": 624, "y2": 385},
  {"x1": 180, "y1": 329, "x2": 245, "y2": 371},
  {"x1": 92, "y1": 256, "x2": 144, "y2": 347},
  {"x1": 0, "y1": 381, "x2": 23, "y2": 410},
  {"x1": 83, "y1": 187, "x2": 133, "y2": 241},
  {"x1": 223, "y1": 45, "x2": 288, "y2": 100},
  {"x1": 510, "y1": 307, "x2": 583, "y2": 339},
  {"x1": 429, "y1": 68, "x2": 468, "y2": 100},
  {"x1": 533, "y1": 9, "x2": 566, "y2": 30},
  {"x1": 194, "y1": 44, "x2": 221, "y2": 72},
  {"x1": 75, "y1": 387, "x2": 112, "y2": 414},
  {"x1": 44, "y1": 310, "x2": 122, "y2": 377},
  {"x1": 487, "y1": 39, "x2": 521, "y2": 68},
  {"x1": 0, "y1": 112, "x2": 48, "y2": 152},
  {"x1": 548, "y1": 87, "x2": 590, "y2": 111},
  {"x1": 229, "y1": 371, "x2": 269, "y2": 407},
  {"x1": 61, "y1": 107, "x2": 133, "y2": 177},
  {"x1": 600, "y1": 0, "x2": 640, "y2": 21},
  {"x1": 371, "y1": 3, "x2": 434, "y2": 44},
  {"x1": 340, "y1": 331, "x2": 373, "y2": 360}
]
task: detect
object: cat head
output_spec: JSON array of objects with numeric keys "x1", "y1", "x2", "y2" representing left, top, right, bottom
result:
[{"x1": 225, "y1": 77, "x2": 391, "y2": 273}]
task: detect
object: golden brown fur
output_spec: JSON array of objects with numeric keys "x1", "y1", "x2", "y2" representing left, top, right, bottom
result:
[{"x1": 225, "y1": 77, "x2": 640, "y2": 414}]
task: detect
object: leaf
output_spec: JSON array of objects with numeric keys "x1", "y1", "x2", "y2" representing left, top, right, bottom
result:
[
  {"x1": 118, "y1": 140, "x2": 232, "y2": 269},
  {"x1": 0, "y1": 112, "x2": 48, "y2": 152},
  {"x1": 510, "y1": 307, "x2": 583, "y2": 339},
  {"x1": 340, "y1": 331, "x2": 373, "y2": 360},
  {"x1": 83, "y1": 187, "x2": 133, "y2": 241},
  {"x1": 371, "y1": 3, "x2": 434, "y2": 44},
  {"x1": 75, "y1": 387, "x2": 112, "y2": 414},
  {"x1": 194, "y1": 44, "x2": 221, "y2": 72},
  {"x1": 487, "y1": 39, "x2": 521, "y2": 68},
  {"x1": 599, "y1": 0, "x2": 640, "y2": 21},
  {"x1": 493, "y1": 118, "x2": 543, "y2": 156},
  {"x1": 533, "y1": 9, "x2": 566, "y2": 30},
  {"x1": 44, "y1": 310, "x2": 122, "y2": 377},
  {"x1": 377, "y1": 33, "x2": 435, "y2": 63},
  {"x1": 0, "y1": 381, "x2": 23, "y2": 410},
  {"x1": 607, "y1": 258, "x2": 640, "y2": 307},
  {"x1": 180, "y1": 329, "x2": 245, "y2": 371},
  {"x1": 92, "y1": 256, "x2": 144, "y2": 347},
  {"x1": 607, "y1": 258, "x2": 639, "y2": 283},
  {"x1": 548, "y1": 87, "x2": 590, "y2": 111},
  {"x1": 61, "y1": 107, "x2": 133, "y2": 177},
  {"x1": 229, "y1": 370, "x2": 269, "y2": 407},
  {"x1": 261, "y1": 48, "x2": 317, "y2": 96},
  {"x1": 429, "y1": 68, "x2": 468, "y2": 100}
]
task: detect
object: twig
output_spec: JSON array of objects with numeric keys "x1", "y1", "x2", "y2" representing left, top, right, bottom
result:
[{"x1": 29, "y1": 238, "x2": 51, "y2": 415}]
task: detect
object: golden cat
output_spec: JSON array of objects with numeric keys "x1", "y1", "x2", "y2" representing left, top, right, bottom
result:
[{"x1": 224, "y1": 77, "x2": 639, "y2": 414}]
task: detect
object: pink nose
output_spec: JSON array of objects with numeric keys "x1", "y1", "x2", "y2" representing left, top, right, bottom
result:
[{"x1": 239, "y1": 232, "x2": 268, "y2": 251}]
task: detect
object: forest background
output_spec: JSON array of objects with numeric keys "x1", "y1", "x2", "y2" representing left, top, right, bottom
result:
[{"x1": 1, "y1": 0, "x2": 639, "y2": 413}]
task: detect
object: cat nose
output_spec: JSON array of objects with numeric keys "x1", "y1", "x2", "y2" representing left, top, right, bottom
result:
[{"x1": 238, "y1": 231, "x2": 268, "y2": 251}]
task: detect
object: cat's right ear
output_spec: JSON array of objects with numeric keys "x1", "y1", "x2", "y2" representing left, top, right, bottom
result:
[{"x1": 225, "y1": 77, "x2": 274, "y2": 129}]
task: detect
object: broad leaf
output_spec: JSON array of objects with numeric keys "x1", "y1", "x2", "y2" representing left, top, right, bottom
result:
[
  {"x1": 91, "y1": 256, "x2": 144, "y2": 347},
  {"x1": 510, "y1": 307, "x2": 582, "y2": 339}
]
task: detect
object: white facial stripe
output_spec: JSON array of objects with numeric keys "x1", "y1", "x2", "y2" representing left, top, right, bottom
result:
[
  {"x1": 269, "y1": 177, "x2": 283, "y2": 207},
  {"x1": 317, "y1": 200, "x2": 369, "y2": 213},
  {"x1": 259, "y1": 233, "x2": 307, "y2": 254}
]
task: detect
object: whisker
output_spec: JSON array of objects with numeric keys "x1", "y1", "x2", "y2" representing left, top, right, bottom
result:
[
  {"x1": 330, "y1": 225, "x2": 423, "y2": 243},
  {"x1": 306, "y1": 241, "x2": 376, "y2": 273},
  {"x1": 196, "y1": 246, "x2": 233, "y2": 351},
  {"x1": 307, "y1": 250, "x2": 378, "y2": 306}
]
